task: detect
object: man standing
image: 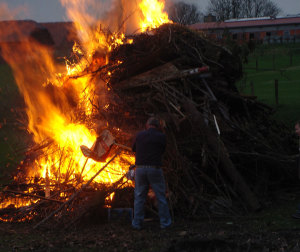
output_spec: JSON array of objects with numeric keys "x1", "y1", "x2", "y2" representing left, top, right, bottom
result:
[{"x1": 131, "y1": 117, "x2": 172, "y2": 230}]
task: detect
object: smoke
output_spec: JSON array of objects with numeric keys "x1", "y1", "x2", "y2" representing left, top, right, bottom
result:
[
  {"x1": 60, "y1": 0, "x2": 142, "y2": 36},
  {"x1": 0, "y1": 3, "x2": 28, "y2": 21},
  {"x1": 100, "y1": 0, "x2": 142, "y2": 34}
]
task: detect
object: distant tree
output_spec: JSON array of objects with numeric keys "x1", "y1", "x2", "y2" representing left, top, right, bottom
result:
[
  {"x1": 168, "y1": 2, "x2": 203, "y2": 25},
  {"x1": 207, "y1": 0, "x2": 281, "y2": 21},
  {"x1": 207, "y1": 0, "x2": 241, "y2": 21},
  {"x1": 242, "y1": 0, "x2": 281, "y2": 17},
  {"x1": 260, "y1": 0, "x2": 281, "y2": 17},
  {"x1": 231, "y1": 0, "x2": 242, "y2": 19},
  {"x1": 29, "y1": 27, "x2": 55, "y2": 47}
]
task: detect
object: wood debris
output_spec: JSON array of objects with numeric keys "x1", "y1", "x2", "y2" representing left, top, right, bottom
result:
[{"x1": 0, "y1": 24, "x2": 298, "y2": 226}]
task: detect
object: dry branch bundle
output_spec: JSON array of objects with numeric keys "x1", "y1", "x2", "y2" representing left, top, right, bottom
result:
[
  {"x1": 1, "y1": 24, "x2": 298, "y2": 225},
  {"x1": 99, "y1": 24, "x2": 297, "y2": 215}
]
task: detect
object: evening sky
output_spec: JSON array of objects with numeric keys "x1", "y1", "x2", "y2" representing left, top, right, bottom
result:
[{"x1": 0, "y1": 0, "x2": 299, "y2": 22}]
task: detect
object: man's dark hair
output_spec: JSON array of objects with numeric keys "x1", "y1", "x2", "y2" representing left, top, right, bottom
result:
[
  {"x1": 296, "y1": 120, "x2": 300, "y2": 125},
  {"x1": 147, "y1": 117, "x2": 160, "y2": 128}
]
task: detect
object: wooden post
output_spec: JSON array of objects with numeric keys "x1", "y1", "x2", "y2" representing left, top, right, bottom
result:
[
  {"x1": 242, "y1": 73, "x2": 247, "y2": 92},
  {"x1": 275, "y1": 79, "x2": 278, "y2": 106},
  {"x1": 250, "y1": 81, "x2": 254, "y2": 96},
  {"x1": 255, "y1": 58, "x2": 258, "y2": 71}
]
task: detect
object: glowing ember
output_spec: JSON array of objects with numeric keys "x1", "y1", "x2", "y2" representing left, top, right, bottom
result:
[{"x1": 0, "y1": 0, "x2": 171, "y2": 216}]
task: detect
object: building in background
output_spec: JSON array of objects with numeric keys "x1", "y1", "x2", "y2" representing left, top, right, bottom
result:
[
  {"x1": 190, "y1": 15, "x2": 300, "y2": 44},
  {"x1": 0, "y1": 20, "x2": 77, "y2": 63}
]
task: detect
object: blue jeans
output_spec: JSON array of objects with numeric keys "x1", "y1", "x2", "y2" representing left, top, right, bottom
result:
[{"x1": 132, "y1": 166, "x2": 172, "y2": 228}]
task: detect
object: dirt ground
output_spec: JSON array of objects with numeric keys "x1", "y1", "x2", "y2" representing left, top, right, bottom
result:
[
  {"x1": 2, "y1": 190, "x2": 300, "y2": 252},
  {"x1": 1, "y1": 217, "x2": 300, "y2": 252}
]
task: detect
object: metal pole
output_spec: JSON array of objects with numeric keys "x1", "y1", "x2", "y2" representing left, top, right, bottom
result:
[{"x1": 275, "y1": 79, "x2": 278, "y2": 106}]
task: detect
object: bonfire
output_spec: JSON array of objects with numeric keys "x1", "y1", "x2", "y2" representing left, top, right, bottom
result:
[
  {"x1": 0, "y1": 0, "x2": 298, "y2": 228},
  {"x1": 0, "y1": 0, "x2": 172, "y2": 225}
]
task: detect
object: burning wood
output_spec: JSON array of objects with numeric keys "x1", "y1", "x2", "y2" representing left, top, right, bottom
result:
[
  {"x1": 0, "y1": 1, "x2": 297, "y2": 226},
  {"x1": 0, "y1": 0, "x2": 173, "y2": 226}
]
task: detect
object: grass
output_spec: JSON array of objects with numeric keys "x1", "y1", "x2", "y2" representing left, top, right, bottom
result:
[
  {"x1": 0, "y1": 64, "x2": 28, "y2": 183},
  {"x1": 237, "y1": 43, "x2": 300, "y2": 127},
  {"x1": 246, "y1": 192, "x2": 300, "y2": 231}
]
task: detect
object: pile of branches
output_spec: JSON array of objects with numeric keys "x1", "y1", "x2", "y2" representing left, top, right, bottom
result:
[
  {"x1": 0, "y1": 24, "x2": 298, "y2": 226},
  {"x1": 0, "y1": 148, "x2": 132, "y2": 227},
  {"x1": 98, "y1": 24, "x2": 297, "y2": 215}
]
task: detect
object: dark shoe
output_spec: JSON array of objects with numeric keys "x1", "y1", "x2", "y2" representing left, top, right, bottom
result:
[{"x1": 292, "y1": 213, "x2": 300, "y2": 219}]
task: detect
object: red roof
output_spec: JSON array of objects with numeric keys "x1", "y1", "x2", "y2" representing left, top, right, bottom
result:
[
  {"x1": 190, "y1": 16, "x2": 300, "y2": 30},
  {"x1": 0, "y1": 20, "x2": 77, "y2": 47},
  {"x1": 41, "y1": 22, "x2": 77, "y2": 46},
  {"x1": 0, "y1": 20, "x2": 39, "y2": 42}
]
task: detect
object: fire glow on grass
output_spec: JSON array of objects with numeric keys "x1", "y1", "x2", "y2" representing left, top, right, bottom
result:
[{"x1": 0, "y1": 0, "x2": 171, "y2": 213}]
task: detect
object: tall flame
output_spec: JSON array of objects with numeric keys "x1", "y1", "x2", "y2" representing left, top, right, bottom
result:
[
  {"x1": 0, "y1": 0, "x2": 171, "y2": 211},
  {"x1": 139, "y1": 0, "x2": 171, "y2": 32}
]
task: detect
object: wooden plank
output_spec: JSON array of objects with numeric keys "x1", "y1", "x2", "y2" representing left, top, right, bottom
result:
[
  {"x1": 113, "y1": 63, "x2": 179, "y2": 90},
  {"x1": 113, "y1": 63, "x2": 210, "y2": 91}
]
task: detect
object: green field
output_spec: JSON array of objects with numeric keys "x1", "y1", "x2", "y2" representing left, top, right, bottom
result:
[
  {"x1": 0, "y1": 64, "x2": 28, "y2": 182},
  {"x1": 237, "y1": 43, "x2": 300, "y2": 127}
]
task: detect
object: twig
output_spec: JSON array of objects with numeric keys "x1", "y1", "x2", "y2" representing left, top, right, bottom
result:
[
  {"x1": 169, "y1": 101, "x2": 185, "y2": 118},
  {"x1": 3, "y1": 190, "x2": 63, "y2": 203},
  {"x1": 64, "y1": 175, "x2": 127, "y2": 229},
  {"x1": 33, "y1": 151, "x2": 121, "y2": 229}
]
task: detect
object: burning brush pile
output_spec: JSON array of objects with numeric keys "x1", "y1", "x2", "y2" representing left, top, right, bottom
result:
[
  {"x1": 0, "y1": 0, "x2": 298, "y2": 228},
  {"x1": 106, "y1": 24, "x2": 298, "y2": 215}
]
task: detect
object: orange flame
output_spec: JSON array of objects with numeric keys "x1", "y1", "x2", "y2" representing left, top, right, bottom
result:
[
  {"x1": 139, "y1": 0, "x2": 171, "y2": 32},
  {"x1": 0, "y1": 0, "x2": 171, "y2": 212}
]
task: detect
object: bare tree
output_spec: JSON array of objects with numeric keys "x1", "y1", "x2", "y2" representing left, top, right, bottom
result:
[
  {"x1": 231, "y1": 0, "x2": 242, "y2": 19},
  {"x1": 242, "y1": 0, "x2": 253, "y2": 17},
  {"x1": 252, "y1": 0, "x2": 265, "y2": 17},
  {"x1": 260, "y1": 0, "x2": 281, "y2": 17},
  {"x1": 207, "y1": 0, "x2": 281, "y2": 21},
  {"x1": 167, "y1": 2, "x2": 203, "y2": 25},
  {"x1": 208, "y1": 0, "x2": 242, "y2": 21},
  {"x1": 244, "y1": 0, "x2": 281, "y2": 17}
]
